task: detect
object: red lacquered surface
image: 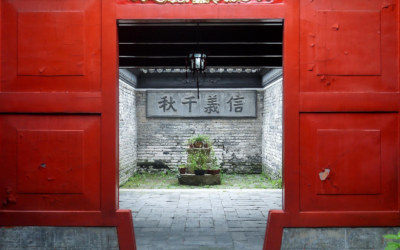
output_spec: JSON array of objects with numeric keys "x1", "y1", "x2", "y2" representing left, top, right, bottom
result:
[
  {"x1": 1, "y1": 0, "x2": 399, "y2": 249},
  {"x1": 0, "y1": 115, "x2": 101, "y2": 211},
  {"x1": 17, "y1": 11, "x2": 85, "y2": 76},
  {"x1": 0, "y1": 0, "x2": 135, "y2": 249},
  {"x1": 299, "y1": 0, "x2": 398, "y2": 92},
  {"x1": 265, "y1": 0, "x2": 399, "y2": 249},
  {"x1": 1, "y1": 0, "x2": 101, "y2": 92},
  {"x1": 300, "y1": 113, "x2": 398, "y2": 211}
]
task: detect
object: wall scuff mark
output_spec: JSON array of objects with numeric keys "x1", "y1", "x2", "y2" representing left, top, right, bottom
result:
[
  {"x1": 382, "y1": 1, "x2": 391, "y2": 8},
  {"x1": 332, "y1": 23, "x2": 339, "y2": 30},
  {"x1": 319, "y1": 169, "x2": 330, "y2": 181}
]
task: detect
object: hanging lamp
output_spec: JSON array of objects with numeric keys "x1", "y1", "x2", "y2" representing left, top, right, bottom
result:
[{"x1": 186, "y1": 23, "x2": 207, "y2": 99}]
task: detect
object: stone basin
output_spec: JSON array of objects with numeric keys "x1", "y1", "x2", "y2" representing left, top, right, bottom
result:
[{"x1": 178, "y1": 174, "x2": 221, "y2": 186}]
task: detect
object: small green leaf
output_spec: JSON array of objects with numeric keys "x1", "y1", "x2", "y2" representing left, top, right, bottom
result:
[
  {"x1": 384, "y1": 234, "x2": 399, "y2": 240},
  {"x1": 397, "y1": 231, "x2": 400, "y2": 238},
  {"x1": 388, "y1": 242, "x2": 400, "y2": 246},
  {"x1": 385, "y1": 244, "x2": 400, "y2": 250}
]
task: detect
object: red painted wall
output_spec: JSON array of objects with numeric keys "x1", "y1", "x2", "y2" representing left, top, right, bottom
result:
[
  {"x1": 267, "y1": 1, "x2": 400, "y2": 249},
  {"x1": 0, "y1": 0, "x2": 398, "y2": 249},
  {"x1": 0, "y1": 0, "x2": 135, "y2": 249}
]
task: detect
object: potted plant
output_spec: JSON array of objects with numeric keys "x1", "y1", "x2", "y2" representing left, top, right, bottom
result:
[
  {"x1": 187, "y1": 137, "x2": 195, "y2": 148},
  {"x1": 208, "y1": 165, "x2": 221, "y2": 175},
  {"x1": 194, "y1": 165, "x2": 208, "y2": 175},
  {"x1": 192, "y1": 134, "x2": 206, "y2": 148},
  {"x1": 188, "y1": 153, "x2": 198, "y2": 173},
  {"x1": 189, "y1": 150, "x2": 208, "y2": 175},
  {"x1": 203, "y1": 136, "x2": 212, "y2": 148},
  {"x1": 189, "y1": 160, "x2": 197, "y2": 173},
  {"x1": 208, "y1": 152, "x2": 220, "y2": 174},
  {"x1": 178, "y1": 165, "x2": 187, "y2": 174}
]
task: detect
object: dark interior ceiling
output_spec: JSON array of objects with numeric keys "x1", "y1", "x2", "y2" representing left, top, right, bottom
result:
[{"x1": 118, "y1": 21, "x2": 283, "y2": 88}]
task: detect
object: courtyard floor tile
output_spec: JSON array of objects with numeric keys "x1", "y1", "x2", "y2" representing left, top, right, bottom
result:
[{"x1": 120, "y1": 189, "x2": 282, "y2": 250}]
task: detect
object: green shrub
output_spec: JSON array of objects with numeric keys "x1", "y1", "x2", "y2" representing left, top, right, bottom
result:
[
  {"x1": 187, "y1": 134, "x2": 212, "y2": 146},
  {"x1": 188, "y1": 150, "x2": 208, "y2": 170},
  {"x1": 383, "y1": 232, "x2": 400, "y2": 250},
  {"x1": 271, "y1": 179, "x2": 283, "y2": 189}
]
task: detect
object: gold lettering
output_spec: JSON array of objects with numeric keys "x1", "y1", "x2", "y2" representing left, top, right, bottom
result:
[
  {"x1": 193, "y1": 0, "x2": 210, "y2": 4},
  {"x1": 128, "y1": 0, "x2": 253, "y2": 4}
]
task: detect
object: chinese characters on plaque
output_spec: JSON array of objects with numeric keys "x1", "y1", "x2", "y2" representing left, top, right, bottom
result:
[{"x1": 147, "y1": 91, "x2": 256, "y2": 118}]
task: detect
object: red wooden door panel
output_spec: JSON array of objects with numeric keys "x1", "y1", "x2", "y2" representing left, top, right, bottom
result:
[
  {"x1": 316, "y1": 129, "x2": 382, "y2": 195},
  {"x1": 267, "y1": 0, "x2": 399, "y2": 249},
  {"x1": 1, "y1": 0, "x2": 101, "y2": 92},
  {"x1": 297, "y1": 0, "x2": 399, "y2": 212},
  {"x1": 300, "y1": 0, "x2": 398, "y2": 92},
  {"x1": 0, "y1": 0, "x2": 136, "y2": 249},
  {"x1": 17, "y1": 11, "x2": 85, "y2": 76},
  {"x1": 300, "y1": 113, "x2": 398, "y2": 211},
  {"x1": 0, "y1": 115, "x2": 101, "y2": 211},
  {"x1": 0, "y1": 0, "x2": 102, "y2": 210}
]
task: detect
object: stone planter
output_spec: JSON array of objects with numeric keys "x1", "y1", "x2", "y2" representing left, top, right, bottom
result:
[
  {"x1": 208, "y1": 169, "x2": 220, "y2": 175},
  {"x1": 179, "y1": 168, "x2": 187, "y2": 174},
  {"x1": 179, "y1": 174, "x2": 221, "y2": 186}
]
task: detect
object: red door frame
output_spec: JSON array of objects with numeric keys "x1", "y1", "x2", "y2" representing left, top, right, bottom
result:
[
  {"x1": 115, "y1": 1, "x2": 299, "y2": 249},
  {"x1": 115, "y1": 1, "x2": 400, "y2": 249},
  {"x1": 1, "y1": 0, "x2": 399, "y2": 249}
]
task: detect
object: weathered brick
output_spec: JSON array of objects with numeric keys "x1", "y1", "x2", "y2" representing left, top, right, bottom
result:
[
  {"x1": 135, "y1": 90, "x2": 265, "y2": 174},
  {"x1": 262, "y1": 79, "x2": 283, "y2": 179},
  {"x1": 119, "y1": 81, "x2": 283, "y2": 180},
  {"x1": 119, "y1": 80, "x2": 138, "y2": 185}
]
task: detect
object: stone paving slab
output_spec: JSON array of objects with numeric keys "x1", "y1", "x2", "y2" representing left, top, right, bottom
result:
[
  {"x1": 120, "y1": 189, "x2": 282, "y2": 250},
  {"x1": 0, "y1": 227, "x2": 119, "y2": 250}
]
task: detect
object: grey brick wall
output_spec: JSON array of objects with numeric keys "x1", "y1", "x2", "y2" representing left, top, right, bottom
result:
[
  {"x1": 281, "y1": 227, "x2": 398, "y2": 250},
  {"x1": 262, "y1": 79, "x2": 283, "y2": 179},
  {"x1": 119, "y1": 80, "x2": 138, "y2": 185},
  {"x1": 0, "y1": 226, "x2": 119, "y2": 250},
  {"x1": 135, "y1": 90, "x2": 264, "y2": 174}
]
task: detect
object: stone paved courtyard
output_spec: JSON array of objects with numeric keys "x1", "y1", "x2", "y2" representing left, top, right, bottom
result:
[{"x1": 119, "y1": 189, "x2": 282, "y2": 250}]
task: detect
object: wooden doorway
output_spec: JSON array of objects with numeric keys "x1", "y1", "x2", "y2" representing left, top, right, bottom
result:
[{"x1": 1, "y1": 0, "x2": 398, "y2": 249}]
